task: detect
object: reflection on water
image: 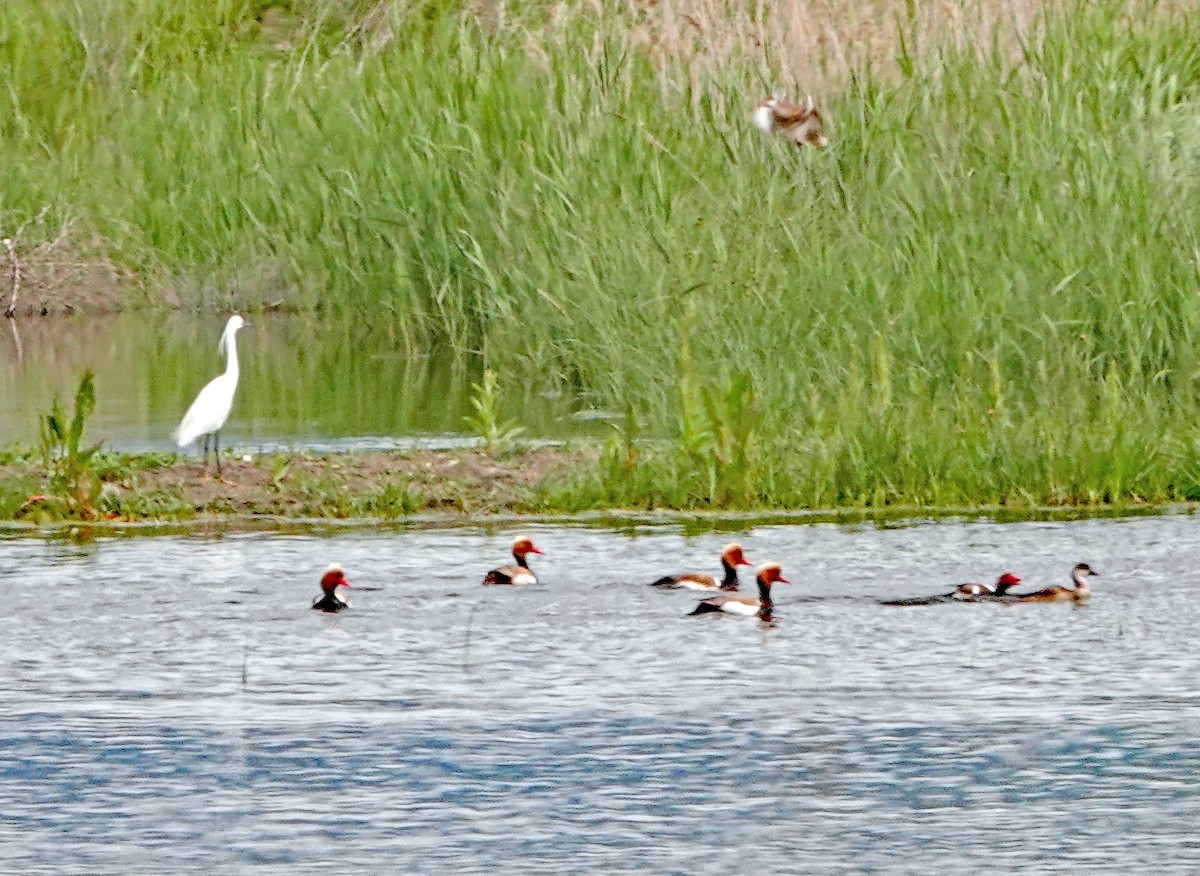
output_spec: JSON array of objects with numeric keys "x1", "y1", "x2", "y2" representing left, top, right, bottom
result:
[
  {"x1": 3, "y1": 515, "x2": 1200, "y2": 871},
  {"x1": 0, "y1": 313, "x2": 609, "y2": 451},
  {"x1": 5, "y1": 317, "x2": 22, "y2": 364}
]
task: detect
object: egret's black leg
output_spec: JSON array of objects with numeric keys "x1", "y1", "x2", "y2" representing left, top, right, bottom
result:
[
  {"x1": 202, "y1": 434, "x2": 210, "y2": 469},
  {"x1": 215, "y1": 430, "x2": 222, "y2": 478}
]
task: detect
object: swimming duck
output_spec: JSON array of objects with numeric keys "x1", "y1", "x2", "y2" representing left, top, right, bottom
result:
[
  {"x1": 952, "y1": 572, "x2": 1023, "y2": 600},
  {"x1": 482, "y1": 536, "x2": 544, "y2": 586},
  {"x1": 1016, "y1": 563, "x2": 1099, "y2": 603},
  {"x1": 689, "y1": 562, "x2": 789, "y2": 620},
  {"x1": 651, "y1": 542, "x2": 751, "y2": 591},
  {"x1": 880, "y1": 572, "x2": 1024, "y2": 606},
  {"x1": 312, "y1": 563, "x2": 352, "y2": 612}
]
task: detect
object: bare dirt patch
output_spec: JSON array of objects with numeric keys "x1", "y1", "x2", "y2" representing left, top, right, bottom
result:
[
  {"x1": 1, "y1": 221, "x2": 137, "y2": 316},
  {"x1": 114, "y1": 447, "x2": 595, "y2": 519}
]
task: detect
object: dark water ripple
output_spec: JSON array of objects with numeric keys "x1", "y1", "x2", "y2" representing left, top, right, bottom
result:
[{"x1": 3, "y1": 516, "x2": 1200, "y2": 873}]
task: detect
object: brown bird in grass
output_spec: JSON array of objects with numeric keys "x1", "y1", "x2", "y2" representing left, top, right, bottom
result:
[{"x1": 753, "y1": 94, "x2": 829, "y2": 149}]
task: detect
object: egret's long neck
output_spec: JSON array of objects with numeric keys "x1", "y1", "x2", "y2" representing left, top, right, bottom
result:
[{"x1": 222, "y1": 328, "x2": 240, "y2": 380}]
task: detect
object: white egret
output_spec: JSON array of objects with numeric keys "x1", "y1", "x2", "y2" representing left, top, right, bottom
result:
[{"x1": 174, "y1": 314, "x2": 249, "y2": 478}]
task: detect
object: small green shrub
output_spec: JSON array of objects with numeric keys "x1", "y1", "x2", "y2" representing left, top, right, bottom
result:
[
  {"x1": 36, "y1": 370, "x2": 104, "y2": 520},
  {"x1": 464, "y1": 368, "x2": 524, "y2": 452}
]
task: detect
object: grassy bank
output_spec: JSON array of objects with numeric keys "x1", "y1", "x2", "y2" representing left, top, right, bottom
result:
[
  {"x1": 0, "y1": 443, "x2": 597, "y2": 522},
  {"x1": 1, "y1": 442, "x2": 1190, "y2": 527},
  {"x1": 4, "y1": 1, "x2": 1200, "y2": 509}
]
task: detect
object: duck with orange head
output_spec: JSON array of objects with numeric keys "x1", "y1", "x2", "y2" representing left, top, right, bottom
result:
[
  {"x1": 690, "y1": 562, "x2": 789, "y2": 621},
  {"x1": 880, "y1": 572, "x2": 1024, "y2": 606},
  {"x1": 483, "y1": 536, "x2": 544, "y2": 586},
  {"x1": 651, "y1": 542, "x2": 752, "y2": 592}
]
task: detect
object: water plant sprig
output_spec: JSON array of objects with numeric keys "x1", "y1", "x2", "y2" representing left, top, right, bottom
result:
[
  {"x1": 34, "y1": 369, "x2": 104, "y2": 519},
  {"x1": 464, "y1": 368, "x2": 525, "y2": 453}
]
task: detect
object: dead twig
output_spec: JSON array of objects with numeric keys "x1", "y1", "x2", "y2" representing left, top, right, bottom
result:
[{"x1": 2, "y1": 237, "x2": 19, "y2": 318}]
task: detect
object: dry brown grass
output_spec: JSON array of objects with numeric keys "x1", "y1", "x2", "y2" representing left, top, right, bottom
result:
[
  {"x1": 355, "y1": 1, "x2": 1041, "y2": 87},
  {"x1": 350, "y1": 0, "x2": 1189, "y2": 100},
  {"x1": 0, "y1": 215, "x2": 131, "y2": 316},
  {"x1": 621, "y1": 0, "x2": 1035, "y2": 91}
]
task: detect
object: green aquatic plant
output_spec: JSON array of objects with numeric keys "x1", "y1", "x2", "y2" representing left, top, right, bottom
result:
[
  {"x1": 674, "y1": 365, "x2": 762, "y2": 507},
  {"x1": 269, "y1": 454, "x2": 292, "y2": 489},
  {"x1": 464, "y1": 368, "x2": 525, "y2": 452},
  {"x1": 673, "y1": 323, "x2": 762, "y2": 505},
  {"x1": 598, "y1": 404, "x2": 640, "y2": 496},
  {"x1": 698, "y1": 370, "x2": 761, "y2": 505},
  {"x1": 35, "y1": 369, "x2": 104, "y2": 520},
  {"x1": 365, "y1": 480, "x2": 421, "y2": 518},
  {"x1": 593, "y1": 404, "x2": 688, "y2": 508}
]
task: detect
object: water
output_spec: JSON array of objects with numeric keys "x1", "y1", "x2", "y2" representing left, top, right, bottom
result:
[
  {"x1": 4, "y1": 514, "x2": 1200, "y2": 872},
  {"x1": 0, "y1": 314, "x2": 609, "y2": 451}
]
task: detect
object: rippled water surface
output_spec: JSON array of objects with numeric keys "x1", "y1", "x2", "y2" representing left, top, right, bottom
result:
[{"x1": 4, "y1": 515, "x2": 1200, "y2": 873}]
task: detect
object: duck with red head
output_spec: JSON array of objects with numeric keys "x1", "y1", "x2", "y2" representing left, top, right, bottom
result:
[
  {"x1": 483, "y1": 536, "x2": 544, "y2": 586},
  {"x1": 952, "y1": 572, "x2": 1023, "y2": 600},
  {"x1": 690, "y1": 562, "x2": 789, "y2": 620},
  {"x1": 651, "y1": 542, "x2": 751, "y2": 591},
  {"x1": 880, "y1": 571, "x2": 1024, "y2": 606},
  {"x1": 312, "y1": 563, "x2": 352, "y2": 613}
]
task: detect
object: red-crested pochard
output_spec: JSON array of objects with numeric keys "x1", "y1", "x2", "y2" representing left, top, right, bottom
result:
[
  {"x1": 880, "y1": 572, "x2": 1024, "y2": 606},
  {"x1": 482, "y1": 536, "x2": 544, "y2": 586},
  {"x1": 651, "y1": 542, "x2": 751, "y2": 591},
  {"x1": 690, "y1": 562, "x2": 789, "y2": 620},
  {"x1": 952, "y1": 572, "x2": 1023, "y2": 600},
  {"x1": 312, "y1": 563, "x2": 352, "y2": 612}
]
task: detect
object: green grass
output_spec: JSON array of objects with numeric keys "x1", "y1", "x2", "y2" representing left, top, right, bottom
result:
[{"x1": 4, "y1": 0, "x2": 1200, "y2": 509}]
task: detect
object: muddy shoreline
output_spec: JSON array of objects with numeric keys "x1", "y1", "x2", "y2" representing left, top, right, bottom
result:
[
  {"x1": 0, "y1": 447, "x2": 595, "y2": 523},
  {"x1": 2, "y1": 444, "x2": 1191, "y2": 532}
]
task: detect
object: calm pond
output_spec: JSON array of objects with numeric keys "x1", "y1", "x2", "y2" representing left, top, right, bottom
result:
[
  {"x1": 0, "y1": 313, "x2": 606, "y2": 451},
  {"x1": 3, "y1": 515, "x2": 1199, "y2": 872}
]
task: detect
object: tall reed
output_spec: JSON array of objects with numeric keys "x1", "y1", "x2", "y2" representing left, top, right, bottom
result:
[{"x1": 3, "y1": 0, "x2": 1200, "y2": 506}]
